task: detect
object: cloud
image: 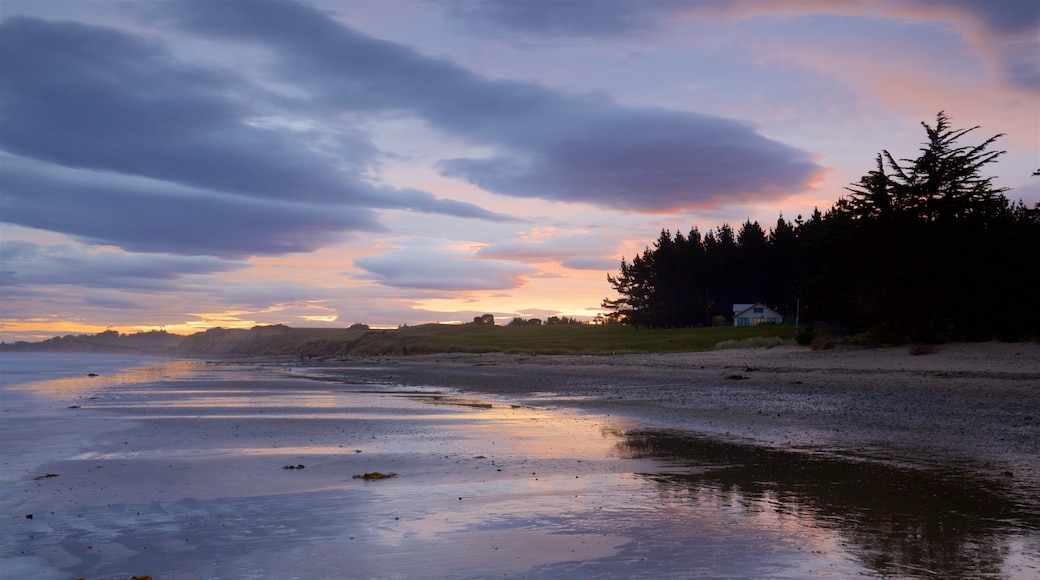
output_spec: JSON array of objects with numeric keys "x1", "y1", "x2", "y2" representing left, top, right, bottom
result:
[
  {"x1": 0, "y1": 155, "x2": 381, "y2": 257},
  {"x1": 0, "y1": 17, "x2": 366, "y2": 204},
  {"x1": 0, "y1": 16, "x2": 511, "y2": 258},
  {"x1": 0, "y1": 240, "x2": 245, "y2": 289},
  {"x1": 444, "y1": 0, "x2": 670, "y2": 40},
  {"x1": 912, "y1": 0, "x2": 1039, "y2": 35},
  {"x1": 919, "y1": 0, "x2": 1040, "y2": 93},
  {"x1": 474, "y1": 241, "x2": 574, "y2": 262},
  {"x1": 216, "y1": 282, "x2": 343, "y2": 312},
  {"x1": 445, "y1": 1, "x2": 1038, "y2": 93},
  {"x1": 355, "y1": 240, "x2": 535, "y2": 291},
  {"x1": 474, "y1": 230, "x2": 619, "y2": 270},
  {"x1": 438, "y1": 106, "x2": 820, "y2": 211},
  {"x1": 561, "y1": 257, "x2": 621, "y2": 271},
  {"x1": 156, "y1": 0, "x2": 823, "y2": 212}
]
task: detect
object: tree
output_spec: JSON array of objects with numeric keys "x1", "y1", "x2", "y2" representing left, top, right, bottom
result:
[
  {"x1": 843, "y1": 111, "x2": 1008, "y2": 222},
  {"x1": 821, "y1": 112, "x2": 1016, "y2": 341},
  {"x1": 765, "y1": 215, "x2": 799, "y2": 316},
  {"x1": 603, "y1": 112, "x2": 1037, "y2": 342},
  {"x1": 736, "y1": 220, "x2": 767, "y2": 302},
  {"x1": 603, "y1": 252, "x2": 654, "y2": 326}
]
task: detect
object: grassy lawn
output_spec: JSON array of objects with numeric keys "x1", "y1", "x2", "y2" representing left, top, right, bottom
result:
[
  {"x1": 358, "y1": 323, "x2": 796, "y2": 356},
  {"x1": 177, "y1": 322, "x2": 797, "y2": 356}
]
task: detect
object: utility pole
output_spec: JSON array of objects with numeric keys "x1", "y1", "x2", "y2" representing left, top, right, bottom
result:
[{"x1": 795, "y1": 297, "x2": 800, "y2": 335}]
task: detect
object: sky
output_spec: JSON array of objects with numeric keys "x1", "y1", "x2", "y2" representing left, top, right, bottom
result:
[{"x1": 1, "y1": 0, "x2": 1038, "y2": 341}]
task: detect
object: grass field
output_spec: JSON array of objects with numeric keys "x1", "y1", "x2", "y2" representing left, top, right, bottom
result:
[
  {"x1": 177, "y1": 323, "x2": 797, "y2": 357},
  {"x1": 383, "y1": 323, "x2": 796, "y2": 355}
]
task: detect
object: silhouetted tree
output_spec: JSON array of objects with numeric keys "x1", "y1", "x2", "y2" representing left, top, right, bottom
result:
[{"x1": 603, "y1": 112, "x2": 1038, "y2": 341}]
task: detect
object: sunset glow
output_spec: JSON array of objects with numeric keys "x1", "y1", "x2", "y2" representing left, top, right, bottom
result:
[{"x1": 1, "y1": 1, "x2": 1037, "y2": 342}]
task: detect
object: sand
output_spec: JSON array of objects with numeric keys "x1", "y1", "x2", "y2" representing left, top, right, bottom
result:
[
  {"x1": 316, "y1": 342, "x2": 1040, "y2": 483},
  {"x1": 1, "y1": 343, "x2": 1038, "y2": 579}
]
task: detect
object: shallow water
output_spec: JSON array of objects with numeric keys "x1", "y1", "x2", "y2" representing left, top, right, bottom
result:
[
  {"x1": 1, "y1": 353, "x2": 1037, "y2": 578},
  {"x1": 616, "y1": 430, "x2": 1040, "y2": 578}
]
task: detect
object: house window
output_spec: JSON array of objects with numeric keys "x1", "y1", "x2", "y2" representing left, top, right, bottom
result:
[
  {"x1": 753, "y1": 307, "x2": 764, "y2": 313},
  {"x1": 737, "y1": 317, "x2": 750, "y2": 326}
]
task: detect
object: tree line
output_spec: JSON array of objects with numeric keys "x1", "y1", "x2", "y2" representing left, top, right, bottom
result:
[{"x1": 602, "y1": 113, "x2": 1040, "y2": 343}]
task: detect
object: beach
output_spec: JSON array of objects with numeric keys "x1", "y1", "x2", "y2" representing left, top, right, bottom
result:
[
  {"x1": 1, "y1": 344, "x2": 1038, "y2": 579},
  {"x1": 332, "y1": 342, "x2": 1040, "y2": 481}
]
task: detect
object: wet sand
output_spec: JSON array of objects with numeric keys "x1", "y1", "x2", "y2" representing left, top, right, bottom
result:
[
  {"x1": 329, "y1": 343, "x2": 1040, "y2": 484},
  {"x1": 1, "y1": 344, "x2": 1038, "y2": 579}
]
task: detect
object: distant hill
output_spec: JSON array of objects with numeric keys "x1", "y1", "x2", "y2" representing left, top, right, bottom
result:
[
  {"x1": 0, "y1": 329, "x2": 185, "y2": 354},
  {"x1": 0, "y1": 325, "x2": 376, "y2": 357},
  {"x1": 174, "y1": 324, "x2": 369, "y2": 357}
]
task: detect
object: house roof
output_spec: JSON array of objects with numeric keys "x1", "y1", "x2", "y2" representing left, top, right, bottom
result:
[{"x1": 732, "y1": 302, "x2": 781, "y2": 318}]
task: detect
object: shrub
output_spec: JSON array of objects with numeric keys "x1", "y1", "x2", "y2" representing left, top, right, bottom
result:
[
  {"x1": 796, "y1": 323, "x2": 816, "y2": 346},
  {"x1": 714, "y1": 336, "x2": 795, "y2": 350}
]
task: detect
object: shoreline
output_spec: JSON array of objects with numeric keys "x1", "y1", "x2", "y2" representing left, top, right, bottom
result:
[{"x1": 295, "y1": 342, "x2": 1040, "y2": 485}]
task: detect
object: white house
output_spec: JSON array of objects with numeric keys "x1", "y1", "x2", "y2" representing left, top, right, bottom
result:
[{"x1": 732, "y1": 303, "x2": 783, "y2": 326}]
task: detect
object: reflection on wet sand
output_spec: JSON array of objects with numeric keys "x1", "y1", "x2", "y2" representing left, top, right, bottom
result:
[
  {"x1": 4, "y1": 353, "x2": 1038, "y2": 579},
  {"x1": 616, "y1": 429, "x2": 1040, "y2": 579}
]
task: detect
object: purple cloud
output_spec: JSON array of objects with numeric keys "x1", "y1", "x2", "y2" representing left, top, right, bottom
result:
[
  {"x1": 445, "y1": 0, "x2": 670, "y2": 40},
  {"x1": 438, "y1": 106, "x2": 818, "y2": 211},
  {"x1": 0, "y1": 155, "x2": 381, "y2": 257},
  {"x1": 0, "y1": 16, "x2": 512, "y2": 258},
  {"x1": 561, "y1": 257, "x2": 621, "y2": 271},
  {"x1": 355, "y1": 241, "x2": 535, "y2": 291},
  {"x1": 446, "y1": 0, "x2": 1038, "y2": 93},
  {"x1": 0, "y1": 17, "x2": 370, "y2": 205},
  {"x1": 0, "y1": 241, "x2": 244, "y2": 290},
  {"x1": 475, "y1": 233, "x2": 619, "y2": 270},
  {"x1": 157, "y1": 0, "x2": 822, "y2": 212}
]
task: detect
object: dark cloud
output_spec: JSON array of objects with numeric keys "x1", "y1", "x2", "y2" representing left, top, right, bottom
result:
[
  {"x1": 0, "y1": 16, "x2": 511, "y2": 258},
  {"x1": 1, "y1": 155, "x2": 381, "y2": 257},
  {"x1": 355, "y1": 242, "x2": 534, "y2": 291},
  {"x1": 439, "y1": 106, "x2": 818, "y2": 211},
  {"x1": 157, "y1": 0, "x2": 821, "y2": 212},
  {"x1": 0, "y1": 17, "x2": 367, "y2": 204}
]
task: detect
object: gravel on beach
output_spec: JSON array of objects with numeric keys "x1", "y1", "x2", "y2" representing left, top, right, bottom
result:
[{"x1": 304, "y1": 342, "x2": 1040, "y2": 486}]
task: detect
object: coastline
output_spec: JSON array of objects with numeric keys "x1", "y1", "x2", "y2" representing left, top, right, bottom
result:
[{"x1": 300, "y1": 342, "x2": 1040, "y2": 485}]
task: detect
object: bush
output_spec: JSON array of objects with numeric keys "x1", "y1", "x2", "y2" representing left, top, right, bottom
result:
[
  {"x1": 796, "y1": 323, "x2": 816, "y2": 346},
  {"x1": 714, "y1": 336, "x2": 795, "y2": 350},
  {"x1": 473, "y1": 314, "x2": 495, "y2": 325}
]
